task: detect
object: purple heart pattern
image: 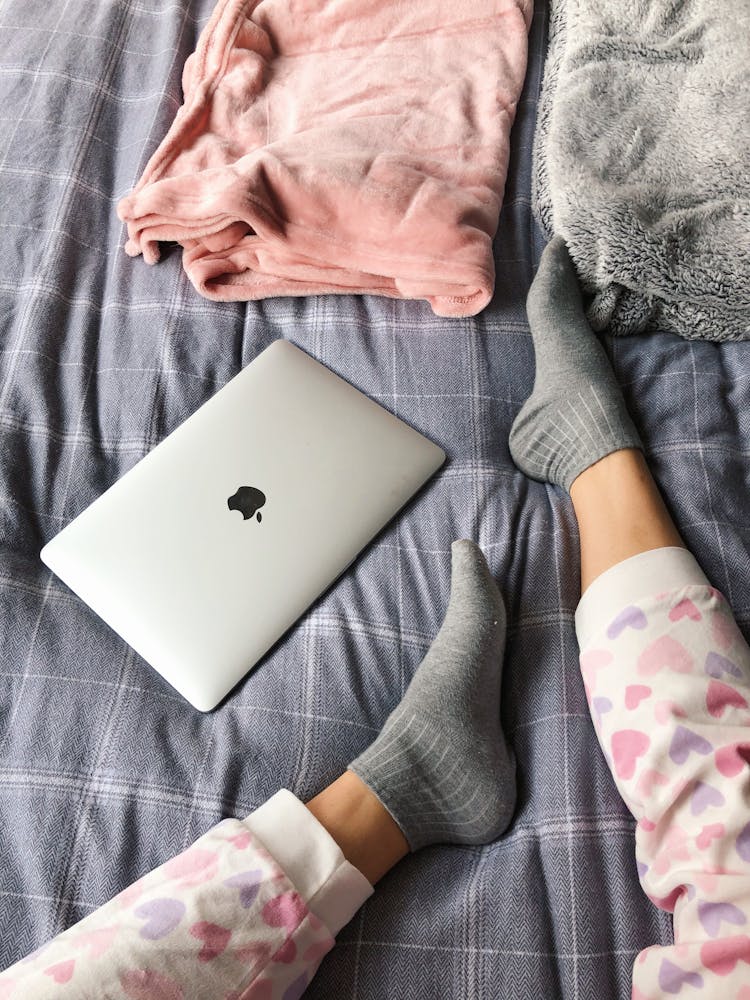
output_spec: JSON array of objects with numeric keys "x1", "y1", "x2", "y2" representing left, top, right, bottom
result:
[{"x1": 578, "y1": 581, "x2": 750, "y2": 996}]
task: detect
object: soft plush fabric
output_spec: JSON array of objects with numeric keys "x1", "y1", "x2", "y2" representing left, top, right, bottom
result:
[
  {"x1": 117, "y1": 0, "x2": 533, "y2": 317},
  {"x1": 533, "y1": 0, "x2": 750, "y2": 341},
  {"x1": 3, "y1": 2, "x2": 750, "y2": 997}
]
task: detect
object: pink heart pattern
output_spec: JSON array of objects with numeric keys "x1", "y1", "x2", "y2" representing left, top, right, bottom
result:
[
  {"x1": 638, "y1": 635, "x2": 694, "y2": 676},
  {"x1": 163, "y1": 848, "x2": 218, "y2": 887},
  {"x1": 711, "y1": 606, "x2": 740, "y2": 650},
  {"x1": 715, "y1": 742, "x2": 750, "y2": 778},
  {"x1": 579, "y1": 649, "x2": 613, "y2": 692},
  {"x1": 636, "y1": 768, "x2": 669, "y2": 797},
  {"x1": 706, "y1": 679, "x2": 748, "y2": 717},
  {"x1": 10, "y1": 580, "x2": 750, "y2": 1000},
  {"x1": 75, "y1": 926, "x2": 118, "y2": 958},
  {"x1": 582, "y1": 585, "x2": 750, "y2": 995},
  {"x1": 189, "y1": 921, "x2": 232, "y2": 962},
  {"x1": 120, "y1": 969, "x2": 184, "y2": 1000},
  {"x1": 43, "y1": 960, "x2": 75, "y2": 985},
  {"x1": 669, "y1": 597, "x2": 702, "y2": 622},
  {"x1": 669, "y1": 597, "x2": 703, "y2": 622},
  {"x1": 3, "y1": 815, "x2": 340, "y2": 1000},
  {"x1": 625, "y1": 684, "x2": 652, "y2": 710},
  {"x1": 611, "y1": 729, "x2": 650, "y2": 780},
  {"x1": 263, "y1": 892, "x2": 307, "y2": 933},
  {"x1": 696, "y1": 823, "x2": 725, "y2": 851},
  {"x1": 700, "y1": 935, "x2": 750, "y2": 977}
]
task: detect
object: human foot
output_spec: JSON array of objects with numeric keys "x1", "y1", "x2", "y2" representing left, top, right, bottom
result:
[
  {"x1": 509, "y1": 236, "x2": 642, "y2": 491},
  {"x1": 348, "y1": 540, "x2": 515, "y2": 851}
]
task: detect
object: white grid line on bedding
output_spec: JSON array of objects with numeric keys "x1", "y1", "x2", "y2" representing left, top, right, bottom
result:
[
  {"x1": 0, "y1": 679, "x2": 383, "y2": 735},
  {"x1": 0, "y1": 2, "x2": 73, "y2": 183},
  {"x1": 0, "y1": 115, "x2": 169, "y2": 152},
  {"x1": 0, "y1": 282, "x2": 240, "y2": 316},
  {"x1": 180, "y1": 711, "x2": 218, "y2": 849},
  {"x1": 547, "y1": 260, "x2": 582, "y2": 999},
  {"x1": 1, "y1": 166, "x2": 118, "y2": 202},
  {"x1": 289, "y1": 307, "x2": 323, "y2": 802},
  {"x1": 0, "y1": 770, "x2": 242, "y2": 817},
  {"x1": 1, "y1": 0, "x2": 199, "y2": 936},
  {"x1": 0, "y1": 65, "x2": 181, "y2": 108},
  {"x1": 0, "y1": 0, "x2": 118, "y2": 419},
  {"x1": 0, "y1": 222, "x2": 120, "y2": 256},
  {"x1": 110, "y1": 0, "x2": 208, "y2": 23},
  {"x1": 350, "y1": 908, "x2": 366, "y2": 1000},
  {"x1": 0, "y1": 353, "x2": 221, "y2": 382},
  {"x1": 0, "y1": 581, "x2": 587, "y2": 649},
  {"x1": 0, "y1": 763, "x2": 638, "y2": 848},
  {"x1": 7, "y1": 404, "x2": 749, "y2": 467},
  {"x1": 340, "y1": 940, "x2": 641, "y2": 960},
  {"x1": 0, "y1": 22, "x2": 192, "y2": 59},
  {"x1": 0, "y1": 363, "x2": 97, "y2": 755},
  {"x1": 392, "y1": 301, "x2": 406, "y2": 698},
  {"x1": 0, "y1": 277, "x2": 534, "y2": 330},
  {"x1": 52, "y1": 644, "x2": 137, "y2": 933},
  {"x1": 689, "y1": 343, "x2": 734, "y2": 606},
  {"x1": 0, "y1": 348, "x2": 525, "y2": 406}
]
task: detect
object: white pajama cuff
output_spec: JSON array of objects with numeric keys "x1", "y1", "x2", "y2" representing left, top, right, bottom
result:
[
  {"x1": 243, "y1": 789, "x2": 374, "y2": 937},
  {"x1": 575, "y1": 546, "x2": 710, "y2": 649}
]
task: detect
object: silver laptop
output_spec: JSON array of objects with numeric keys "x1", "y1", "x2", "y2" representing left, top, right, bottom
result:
[{"x1": 40, "y1": 340, "x2": 445, "y2": 711}]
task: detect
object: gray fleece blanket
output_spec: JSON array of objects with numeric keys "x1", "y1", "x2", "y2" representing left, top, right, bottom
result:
[{"x1": 534, "y1": 0, "x2": 750, "y2": 341}]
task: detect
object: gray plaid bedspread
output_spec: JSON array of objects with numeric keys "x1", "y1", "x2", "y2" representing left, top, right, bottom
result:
[{"x1": 1, "y1": 2, "x2": 749, "y2": 997}]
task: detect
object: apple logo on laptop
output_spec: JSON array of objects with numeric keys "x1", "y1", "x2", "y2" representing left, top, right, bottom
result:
[{"x1": 228, "y1": 486, "x2": 266, "y2": 523}]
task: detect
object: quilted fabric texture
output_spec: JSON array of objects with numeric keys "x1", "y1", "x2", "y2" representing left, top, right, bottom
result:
[{"x1": 2, "y1": 1, "x2": 750, "y2": 997}]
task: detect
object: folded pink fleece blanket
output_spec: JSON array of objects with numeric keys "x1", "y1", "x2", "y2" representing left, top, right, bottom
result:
[{"x1": 118, "y1": 0, "x2": 533, "y2": 317}]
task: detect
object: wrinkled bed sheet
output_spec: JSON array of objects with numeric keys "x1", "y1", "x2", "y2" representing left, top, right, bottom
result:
[{"x1": 1, "y1": 2, "x2": 750, "y2": 997}]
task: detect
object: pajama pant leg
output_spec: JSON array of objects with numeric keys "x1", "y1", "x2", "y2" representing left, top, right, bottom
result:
[
  {"x1": 0, "y1": 790, "x2": 372, "y2": 999},
  {"x1": 576, "y1": 547, "x2": 750, "y2": 998}
]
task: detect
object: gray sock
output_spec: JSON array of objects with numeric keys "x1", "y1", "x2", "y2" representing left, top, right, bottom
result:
[
  {"x1": 509, "y1": 236, "x2": 642, "y2": 491},
  {"x1": 348, "y1": 540, "x2": 515, "y2": 852}
]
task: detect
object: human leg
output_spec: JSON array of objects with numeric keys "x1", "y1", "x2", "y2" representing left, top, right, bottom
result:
[
  {"x1": 575, "y1": 523, "x2": 750, "y2": 998},
  {"x1": 511, "y1": 237, "x2": 750, "y2": 997},
  {"x1": 0, "y1": 541, "x2": 514, "y2": 998},
  {"x1": 571, "y1": 448, "x2": 684, "y2": 593}
]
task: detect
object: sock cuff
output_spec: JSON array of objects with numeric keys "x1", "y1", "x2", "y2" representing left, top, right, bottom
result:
[{"x1": 557, "y1": 400, "x2": 643, "y2": 491}]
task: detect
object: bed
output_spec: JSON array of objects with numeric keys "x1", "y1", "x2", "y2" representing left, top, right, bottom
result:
[{"x1": 1, "y1": 1, "x2": 749, "y2": 997}]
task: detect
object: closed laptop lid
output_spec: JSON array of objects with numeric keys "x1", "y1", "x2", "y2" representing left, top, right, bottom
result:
[{"x1": 40, "y1": 340, "x2": 445, "y2": 710}]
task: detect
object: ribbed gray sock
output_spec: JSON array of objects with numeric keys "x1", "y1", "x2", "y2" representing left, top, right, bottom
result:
[
  {"x1": 509, "y1": 236, "x2": 643, "y2": 491},
  {"x1": 348, "y1": 540, "x2": 515, "y2": 852}
]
